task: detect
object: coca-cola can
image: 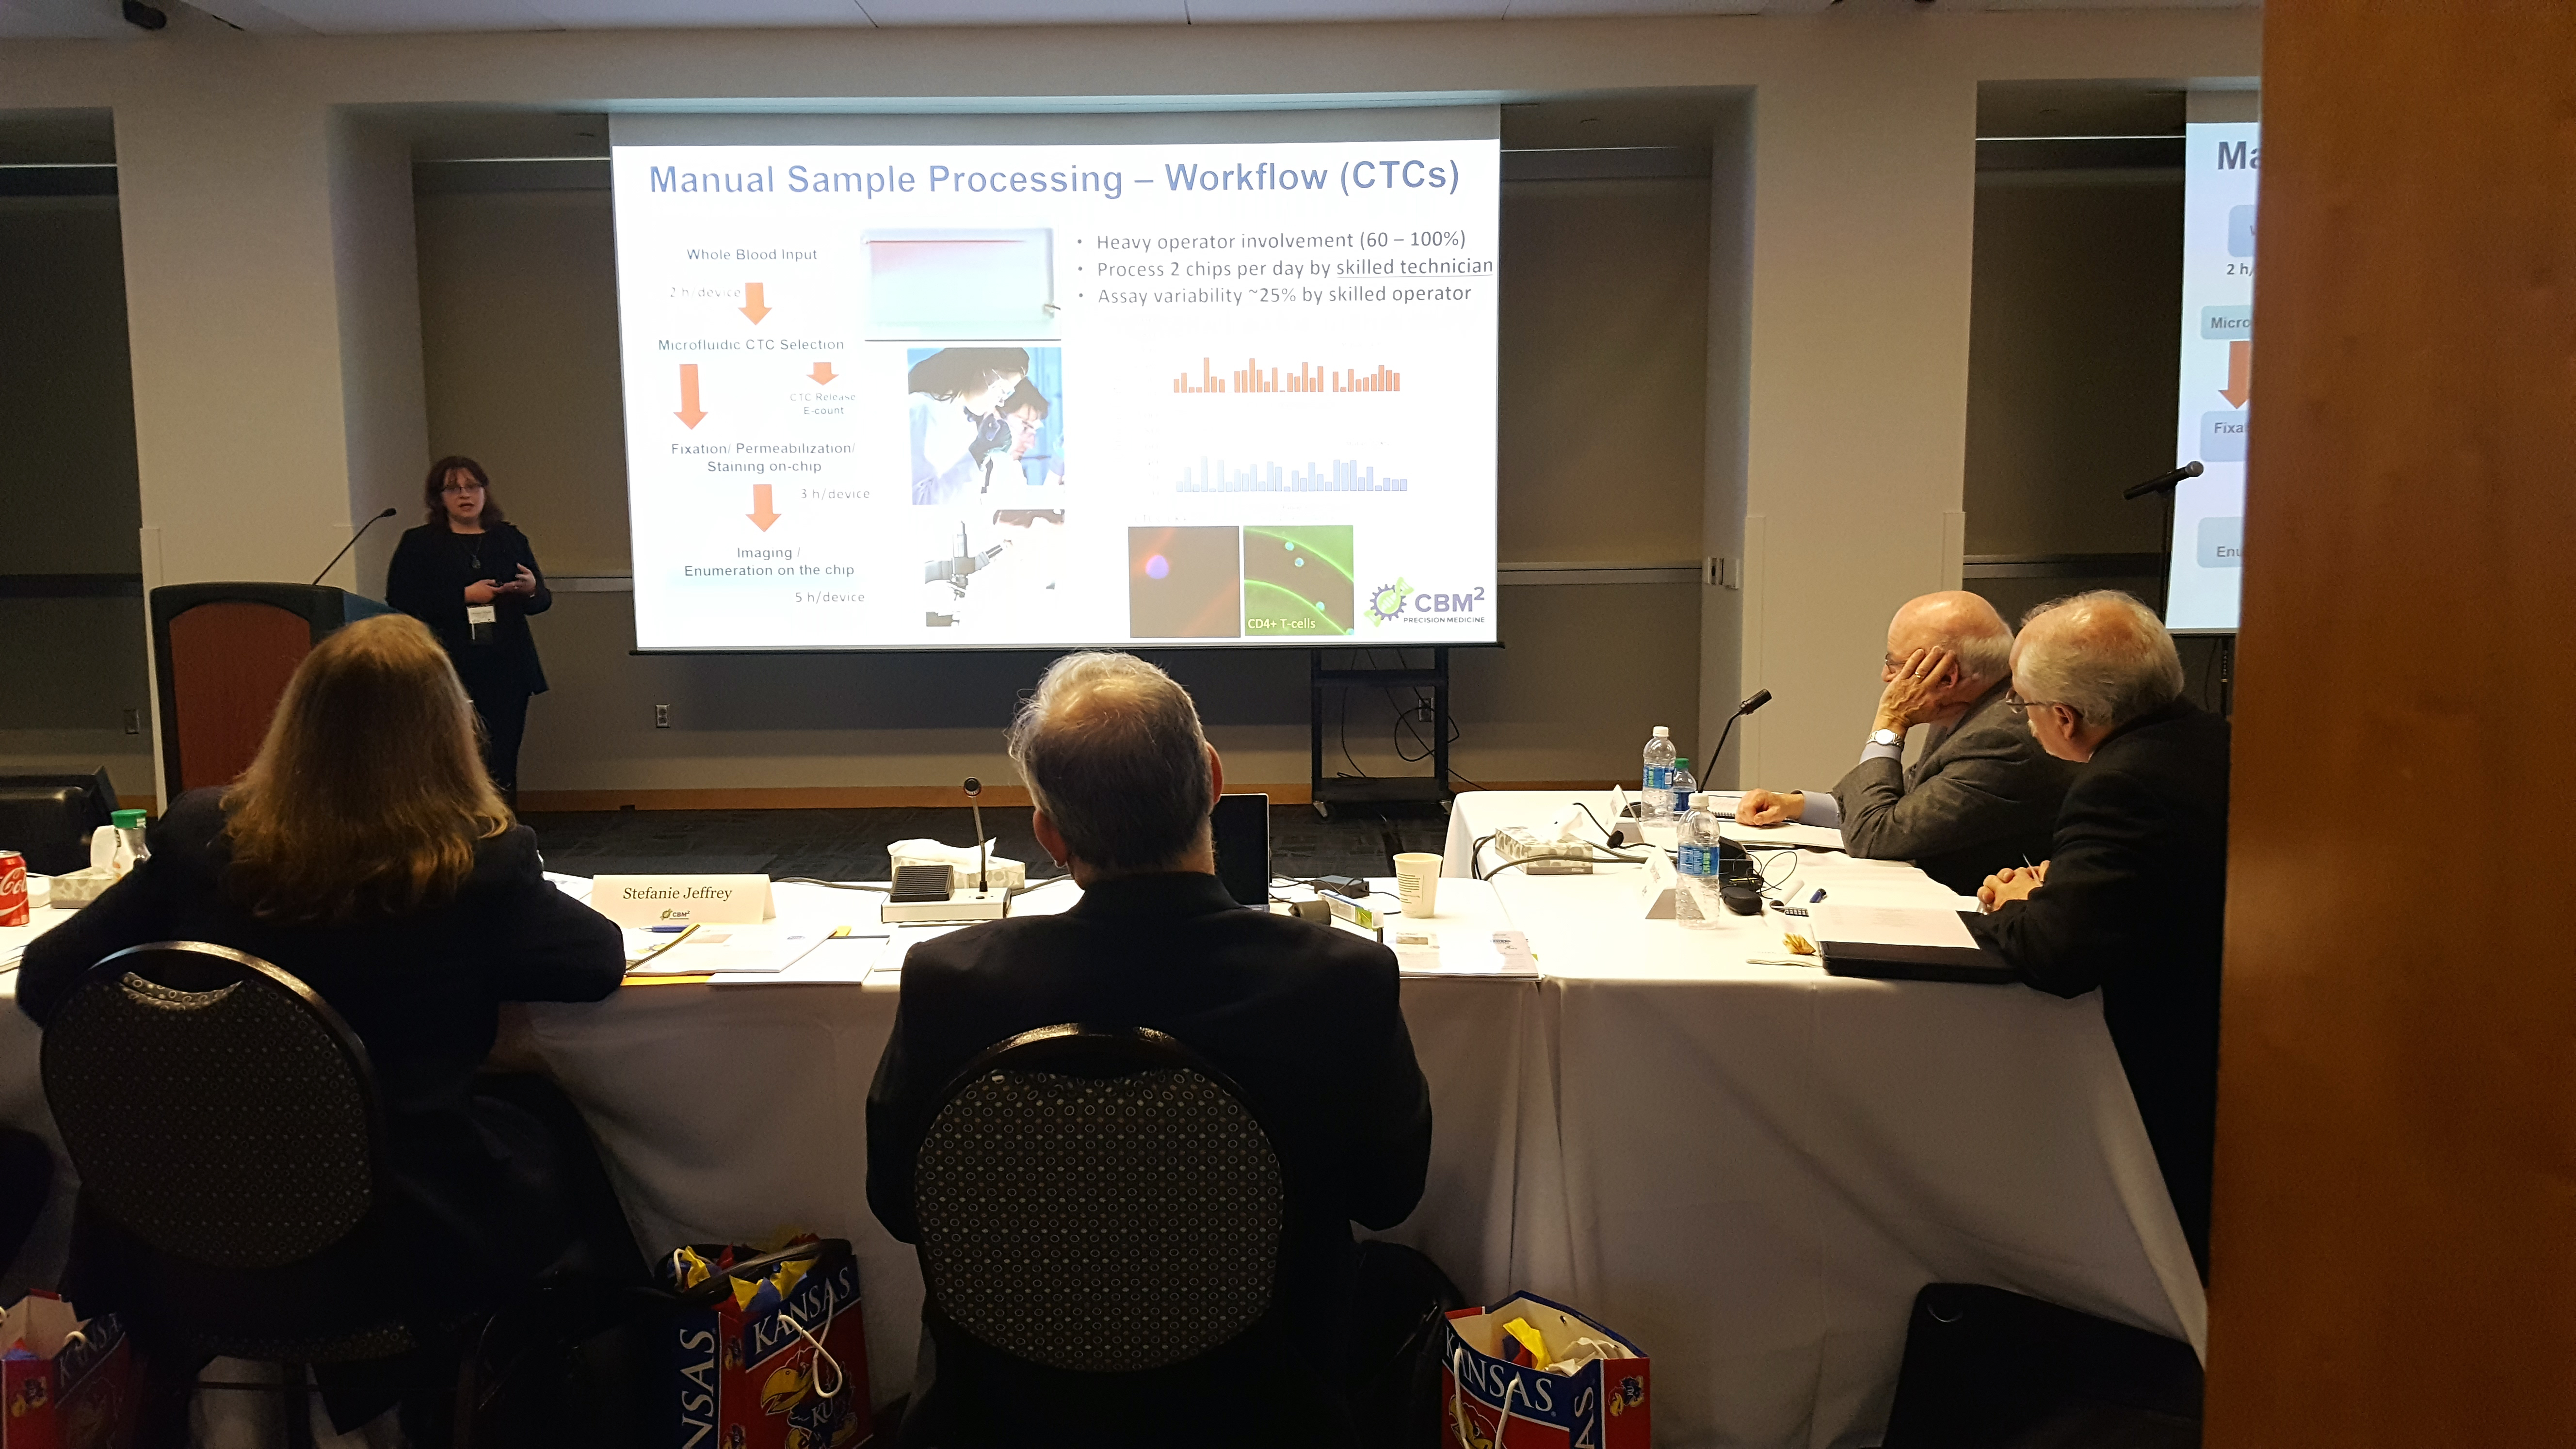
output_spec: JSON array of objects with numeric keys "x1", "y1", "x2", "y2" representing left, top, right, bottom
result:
[{"x1": 0, "y1": 852, "x2": 27, "y2": 928}]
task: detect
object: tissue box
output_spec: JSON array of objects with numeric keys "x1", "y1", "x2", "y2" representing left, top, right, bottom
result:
[
  {"x1": 886, "y1": 839, "x2": 1025, "y2": 892},
  {"x1": 43, "y1": 869, "x2": 117, "y2": 909}
]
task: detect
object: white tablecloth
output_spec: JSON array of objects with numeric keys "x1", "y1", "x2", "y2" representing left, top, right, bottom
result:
[
  {"x1": 1445, "y1": 789, "x2": 2206, "y2": 1446},
  {"x1": 2, "y1": 837, "x2": 2202, "y2": 1448},
  {"x1": 0, "y1": 883, "x2": 1541, "y2": 1421}
]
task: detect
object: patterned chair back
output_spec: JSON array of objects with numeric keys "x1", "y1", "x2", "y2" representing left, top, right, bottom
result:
[
  {"x1": 41, "y1": 941, "x2": 382, "y2": 1272},
  {"x1": 913, "y1": 1024, "x2": 1286, "y2": 1373}
]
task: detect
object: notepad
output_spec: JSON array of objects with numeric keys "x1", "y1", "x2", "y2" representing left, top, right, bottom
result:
[{"x1": 1809, "y1": 904, "x2": 2014, "y2": 983}]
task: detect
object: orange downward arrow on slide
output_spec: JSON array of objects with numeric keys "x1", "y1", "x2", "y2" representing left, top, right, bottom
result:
[
  {"x1": 809, "y1": 362, "x2": 838, "y2": 386},
  {"x1": 748, "y1": 483, "x2": 782, "y2": 531},
  {"x1": 2220, "y1": 339, "x2": 2251, "y2": 407},
  {"x1": 741, "y1": 283, "x2": 770, "y2": 324},
  {"x1": 675, "y1": 364, "x2": 707, "y2": 428}
]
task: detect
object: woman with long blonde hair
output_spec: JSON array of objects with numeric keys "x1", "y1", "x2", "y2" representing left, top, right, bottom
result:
[{"x1": 20, "y1": 613, "x2": 628, "y2": 1433}]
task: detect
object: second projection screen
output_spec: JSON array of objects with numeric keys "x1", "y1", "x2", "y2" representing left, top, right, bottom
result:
[{"x1": 612, "y1": 136, "x2": 1501, "y2": 650}]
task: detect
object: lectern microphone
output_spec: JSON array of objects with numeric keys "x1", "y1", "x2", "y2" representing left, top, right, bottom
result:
[
  {"x1": 2123, "y1": 460, "x2": 2204, "y2": 501},
  {"x1": 311, "y1": 507, "x2": 401, "y2": 586},
  {"x1": 964, "y1": 776, "x2": 988, "y2": 892}
]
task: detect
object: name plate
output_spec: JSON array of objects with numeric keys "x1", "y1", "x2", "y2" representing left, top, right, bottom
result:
[{"x1": 590, "y1": 874, "x2": 776, "y2": 927}]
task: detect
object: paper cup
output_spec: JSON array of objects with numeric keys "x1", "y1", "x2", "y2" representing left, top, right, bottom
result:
[{"x1": 1394, "y1": 852, "x2": 1442, "y2": 918}]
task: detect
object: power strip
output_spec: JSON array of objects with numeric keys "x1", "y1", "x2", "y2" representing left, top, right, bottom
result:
[{"x1": 1493, "y1": 825, "x2": 1594, "y2": 875}]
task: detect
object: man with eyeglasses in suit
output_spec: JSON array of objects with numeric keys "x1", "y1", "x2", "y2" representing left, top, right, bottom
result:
[
  {"x1": 1971, "y1": 590, "x2": 2232, "y2": 1276},
  {"x1": 1736, "y1": 591, "x2": 2075, "y2": 893}
]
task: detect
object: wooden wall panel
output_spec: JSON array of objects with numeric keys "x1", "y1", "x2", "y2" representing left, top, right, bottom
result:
[{"x1": 2206, "y1": 4, "x2": 2576, "y2": 1444}]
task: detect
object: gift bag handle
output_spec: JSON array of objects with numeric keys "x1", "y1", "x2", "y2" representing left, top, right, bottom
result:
[{"x1": 1446, "y1": 1340, "x2": 1524, "y2": 1449}]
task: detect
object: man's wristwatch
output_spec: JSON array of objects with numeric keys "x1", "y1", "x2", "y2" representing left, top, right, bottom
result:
[{"x1": 1869, "y1": 728, "x2": 1902, "y2": 747}]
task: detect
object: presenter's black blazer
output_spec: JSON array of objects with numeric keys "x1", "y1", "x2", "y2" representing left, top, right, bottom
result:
[
  {"x1": 385, "y1": 520, "x2": 552, "y2": 696},
  {"x1": 867, "y1": 870, "x2": 1433, "y2": 1449},
  {"x1": 1967, "y1": 700, "x2": 2231, "y2": 1272},
  {"x1": 16, "y1": 789, "x2": 624, "y2": 1304}
]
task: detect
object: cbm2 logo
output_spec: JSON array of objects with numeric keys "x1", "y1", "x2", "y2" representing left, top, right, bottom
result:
[{"x1": 1366, "y1": 578, "x2": 1487, "y2": 627}]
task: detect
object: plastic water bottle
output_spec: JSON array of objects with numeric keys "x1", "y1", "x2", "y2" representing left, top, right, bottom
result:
[
  {"x1": 1641, "y1": 726, "x2": 1677, "y2": 820},
  {"x1": 1676, "y1": 792, "x2": 1724, "y2": 930},
  {"x1": 1668, "y1": 757, "x2": 1698, "y2": 821}
]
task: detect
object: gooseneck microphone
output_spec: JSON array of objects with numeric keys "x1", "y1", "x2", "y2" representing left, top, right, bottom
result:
[
  {"x1": 311, "y1": 507, "x2": 401, "y2": 586},
  {"x1": 963, "y1": 777, "x2": 988, "y2": 892},
  {"x1": 1705, "y1": 689, "x2": 1774, "y2": 782},
  {"x1": 2123, "y1": 460, "x2": 2204, "y2": 501}
]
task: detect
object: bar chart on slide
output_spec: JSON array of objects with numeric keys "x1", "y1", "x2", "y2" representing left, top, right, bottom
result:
[
  {"x1": 1175, "y1": 457, "x2": 1410, "y2": 493},
  {"x1": 1170, "y1": 357, "x2": 1404, "y2": 394}
]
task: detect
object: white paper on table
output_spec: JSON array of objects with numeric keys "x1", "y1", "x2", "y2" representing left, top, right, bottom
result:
[
  {"x1": 1721, "y1": 819, "x2": 1845, "y2": 851},
  {"x1": 544, "y1": 872, "x2": 596, "y2": 902},
  {"x1": 710, "y1": 933, "x2": 890, "y2": 985},
  {"x1": 1807, "y1": 903, "x2": 1978, "y2": 950},
  {"x1": 627, "y1": 924, "x2": 839, "y2": 975},
  {"x1": 1390, "y1": 926, "x2": 1539, "y2": 978}
]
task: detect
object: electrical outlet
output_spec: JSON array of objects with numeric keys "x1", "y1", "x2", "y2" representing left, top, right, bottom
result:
[
  {"x1": 654, "y1": 703, "x2": 671, "y2": 729},
  {"x1": 122, "y1": 708, "x2": 141, "y2": 735}
]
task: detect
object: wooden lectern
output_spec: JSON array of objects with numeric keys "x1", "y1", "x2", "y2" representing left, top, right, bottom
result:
[{"x1": 150, "y1": 583, "x2": 388, "y2": 795}]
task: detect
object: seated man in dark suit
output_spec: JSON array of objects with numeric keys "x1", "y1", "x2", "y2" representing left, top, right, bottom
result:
[
  {"x1": 1968, "y1": 591, "x2": 2231, "y2": 1275},
  {"x1": 867, "y1": 650, "x2": 1433, "y2": 1449},
  {"x1": 1737, "y1": 591, "x2": 2075, "y2": 893}
]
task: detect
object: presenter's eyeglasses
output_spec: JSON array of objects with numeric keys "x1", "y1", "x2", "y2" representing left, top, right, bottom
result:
[{"x1": 440, "y1": 480, "x2": 484, "y2": 495}]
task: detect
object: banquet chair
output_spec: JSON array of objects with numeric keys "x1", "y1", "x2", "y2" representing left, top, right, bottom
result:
[
  {"x1": 40, "y1": 941, "x2": 459, "y2": 1449},
  {"x1": 910, "y1": 1023, "x2": 1286, "y2": 1375}
]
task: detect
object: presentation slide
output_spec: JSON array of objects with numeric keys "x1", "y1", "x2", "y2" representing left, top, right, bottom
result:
[
  {"x1": 609, "y1": 137, "x2": 1500, "y2": 651},
  {"x1": 2165, "y1": 120, "x2": 2258, "y2": 633}
]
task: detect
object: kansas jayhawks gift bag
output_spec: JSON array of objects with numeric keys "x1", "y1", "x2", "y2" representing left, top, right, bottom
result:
[
  {"x1": 1442, "y1": 1292, "x2": 1648, "y2": 1449},
  {"x1": 663, "y1": 1238, "x2": 871, "y2": 1449}
]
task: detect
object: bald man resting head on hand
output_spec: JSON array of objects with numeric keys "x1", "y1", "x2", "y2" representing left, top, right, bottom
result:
[{"x1": 1735, "y1": 590, "x2": 2075, "y2": 893}]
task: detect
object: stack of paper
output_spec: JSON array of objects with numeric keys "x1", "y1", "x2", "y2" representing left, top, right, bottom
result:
[{"x1": 625, "y1": 924, "x2": 840, "y2": 978}]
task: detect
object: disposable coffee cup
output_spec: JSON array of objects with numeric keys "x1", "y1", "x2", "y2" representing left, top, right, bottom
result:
[{"x1": 1394, "y1": 853, "x2": 1442, "y2": 918}]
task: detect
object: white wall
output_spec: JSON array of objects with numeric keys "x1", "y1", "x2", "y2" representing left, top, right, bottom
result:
[{"x1": 0, "y1": 6, "x2": 2260, "y2": 798}]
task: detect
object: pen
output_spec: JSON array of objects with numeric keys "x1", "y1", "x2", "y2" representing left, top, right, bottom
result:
[{"x1": 649, "y1": 925, "x2": 691, "y2": 933}]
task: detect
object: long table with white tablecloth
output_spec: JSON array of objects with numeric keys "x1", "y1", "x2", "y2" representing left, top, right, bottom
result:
[{"x1": 1, "y1": 796, "x2": 2201, "y2": 1447}]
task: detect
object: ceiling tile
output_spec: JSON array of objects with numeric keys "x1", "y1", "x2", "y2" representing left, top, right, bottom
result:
[
  {"x1": 1185, "y1": 0, "x2": 1502, "y2": 18},
  {"x1": 857, "y1": 0, "x2": 1186, "y2": 23},
  {"x1": 532, "y1": 0, "x2": 873, "y2": 24},
  {"x1": 1502, "y1": 0, "x2": 1760, "y2": 14},
  {"x1": 251, "y1": 0, "x2": 556, "y2": 32},
  {"x1": 0, "y1": 0, "x2": 146, "y2": 38}
]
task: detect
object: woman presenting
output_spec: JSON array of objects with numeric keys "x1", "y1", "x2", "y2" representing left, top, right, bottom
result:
[{"x1": 386, "y1": 455, "x2": 550, "y2": 802}]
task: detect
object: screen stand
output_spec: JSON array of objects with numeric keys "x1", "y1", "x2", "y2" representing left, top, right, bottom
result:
[{"x1": 1308, "y1": 647, "x2": 1452, "y2": 820}]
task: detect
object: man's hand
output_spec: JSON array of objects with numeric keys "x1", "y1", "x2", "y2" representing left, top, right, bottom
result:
[
  {"x1": 1736, "y1": 789, "x2": 1805, "y2": 826},
  {"x1": 1875, "y1": 646, "x2": 1959, "y2": 735},
  {"x1": 1978, "y1": 861, "x2": 2048, "y2": 911}
]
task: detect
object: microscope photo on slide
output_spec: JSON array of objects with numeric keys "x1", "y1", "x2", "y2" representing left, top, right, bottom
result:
[
  {"x1": 1242, "y1": 524, "x2": 1354, "y2": 637},
  {"x1": 906, "y1": 346, "x2": 1065, "y2": 507},
  {"x1": 1128, "y1": 525, "x2": 1242, "y2": 640}
]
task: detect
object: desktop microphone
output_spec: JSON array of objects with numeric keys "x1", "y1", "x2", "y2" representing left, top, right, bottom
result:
[
  {"x1": 1704, "y1": 689, "x2": 1773, "y2": 780},
  {"x1": 964, "y1": 776, "x2": 989, "y2": 892},
  {"x1": 311, "y1": 507, "x2": 400, "y2": 586},
  {"x1": 2122, "y1": 460, "x2": 2204, "y2": 501}
]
